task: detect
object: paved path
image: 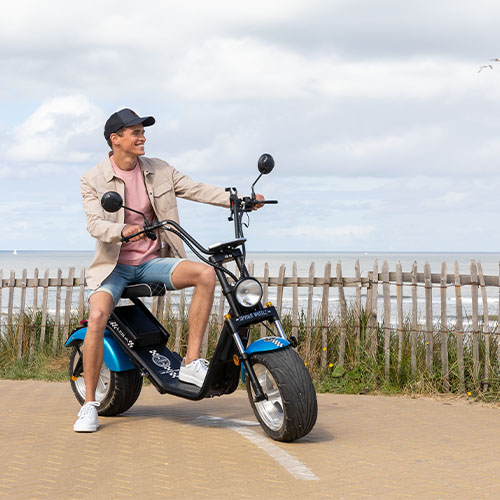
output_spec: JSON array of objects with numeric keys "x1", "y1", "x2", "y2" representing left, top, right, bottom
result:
[{"x1": 1, "y1": 380, "x2": 500, "y2": 499}]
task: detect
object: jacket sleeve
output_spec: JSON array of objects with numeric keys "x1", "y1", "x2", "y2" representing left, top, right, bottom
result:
[
  {"x1": 171, "y1": 167, "x2": 231, "y2": 207},
  {"x1": 81, "y1": 174, "x2": 125, "y2": 243}
]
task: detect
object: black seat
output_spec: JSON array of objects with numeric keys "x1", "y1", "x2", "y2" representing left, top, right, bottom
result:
[
  {"x1": 208, "y1": 237, "x2": 246, "y2": 253},
  {"x1": 121, "y1": 282, "x2": 167, "y2": 299}
]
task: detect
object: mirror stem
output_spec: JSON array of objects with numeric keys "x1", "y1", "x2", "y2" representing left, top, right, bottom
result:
[
  {"x1": 123, "y1": 204, "x2": 151, "y2": 226},
  {"x1": 251, "y1": 173, "x2": 263, "y2": 199}
]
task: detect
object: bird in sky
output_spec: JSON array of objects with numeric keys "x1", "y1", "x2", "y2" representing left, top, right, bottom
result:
[
  {"x1": 478, "y1": 64, "x2": 493, "y2": 73},
  {"x1": 490, "y1": 58, "x2": 500, "y2": 62}
]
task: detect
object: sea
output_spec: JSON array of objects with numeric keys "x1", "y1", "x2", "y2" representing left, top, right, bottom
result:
[{"x1": 1, "y1": 250, "x2": 500, "y2": 324}]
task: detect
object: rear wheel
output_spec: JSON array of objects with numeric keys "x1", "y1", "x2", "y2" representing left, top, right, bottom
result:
[
  {"x1": 246, "y1": 346, "x2": 317, "y2": 442},
  {"x1": 69, "y1": 342, "x2": 143, "y2": 416}
]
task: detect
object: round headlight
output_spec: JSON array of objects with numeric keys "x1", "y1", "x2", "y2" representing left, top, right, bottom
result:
[{"x1": 234, "y1": 278, "x2": 263, "y2": 308}]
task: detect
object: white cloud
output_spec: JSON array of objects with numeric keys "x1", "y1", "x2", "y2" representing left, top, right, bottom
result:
[
  {"x1": 6, "y1": 95, "x2": 104, "y2": 163},
  {"x1": 422, "y1": 191, "x2": 471, "y2": 209}
]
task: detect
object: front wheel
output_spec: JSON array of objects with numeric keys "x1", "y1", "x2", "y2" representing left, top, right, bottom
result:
[
  {"x1": 69, "y1": 342, "x2": 143, "y2": 416},
  {"x1": 246, "y1": 346, "x2": 317, "y2": 442}
]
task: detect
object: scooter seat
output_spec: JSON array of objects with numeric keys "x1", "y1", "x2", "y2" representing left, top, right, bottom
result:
[{"x1": 121, "y1": 282, "x2": 167, "y2": 299}]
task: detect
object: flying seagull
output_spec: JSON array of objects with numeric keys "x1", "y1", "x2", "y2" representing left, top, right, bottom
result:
[
  {"x1": 478, "y1": 64, "x2": 493, "y2": 73},
  {"x1": 490, "y1": 58, "x2": 500, "y2": 62}
]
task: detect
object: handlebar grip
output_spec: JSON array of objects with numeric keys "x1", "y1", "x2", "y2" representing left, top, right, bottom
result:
[
  {"x1": 121, "y1": 227, "x2": 158, "y2": 242},
  {"x1": 121, "y1": 229, "x2": 144, "y2": 243}
]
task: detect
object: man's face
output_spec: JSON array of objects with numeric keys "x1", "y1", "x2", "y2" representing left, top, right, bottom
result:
[{"x1": 111, "y1": 124, "x2": 146, "y2": 156}]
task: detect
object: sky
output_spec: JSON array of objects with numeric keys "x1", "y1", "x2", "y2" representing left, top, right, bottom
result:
[{"x1": 1, "y1": 0, "x2": 500, "y2": 253}]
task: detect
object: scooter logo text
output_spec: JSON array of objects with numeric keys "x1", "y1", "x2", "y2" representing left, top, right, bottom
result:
[{"x1": 150, "y1": 350, "x2": 178, "y2": 378}]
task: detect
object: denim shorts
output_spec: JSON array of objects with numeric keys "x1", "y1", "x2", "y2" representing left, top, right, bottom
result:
[{"x1": 89, "y1": 257, "x2": 186, "y2": 306}]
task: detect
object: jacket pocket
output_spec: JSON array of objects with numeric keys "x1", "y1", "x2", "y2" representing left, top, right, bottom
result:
[
  {"x1": 153, "y1": 182, "x2": 173, "y2": 197},
  {"x1": 150, "y1": 181, "x2": 176, "y2": 217}
]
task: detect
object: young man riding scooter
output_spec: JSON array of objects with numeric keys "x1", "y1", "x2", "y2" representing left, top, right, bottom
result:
[{"x1": 75, "y1": 108, "x2": 264, "y2": 432}]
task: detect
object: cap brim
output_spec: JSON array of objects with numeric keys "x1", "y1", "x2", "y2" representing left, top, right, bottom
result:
[{"x1": 126, "y1": 116, "x2": 155, "y2": 128}]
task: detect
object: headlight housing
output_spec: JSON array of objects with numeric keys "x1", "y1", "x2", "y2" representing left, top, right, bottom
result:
[{"x1": 234, "y1": 278, "x2": 263, "y2": 308}]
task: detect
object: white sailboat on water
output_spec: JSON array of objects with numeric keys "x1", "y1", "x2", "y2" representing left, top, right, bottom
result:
[{"x1": 13, "y1": 249, "x2": 17, "y2": 255}]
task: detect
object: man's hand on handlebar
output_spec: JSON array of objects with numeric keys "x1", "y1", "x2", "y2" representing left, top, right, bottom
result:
[
  {"x1": 121, "y1": 224, "x2": 145, "y2": 242},
  {"x1": 253, "y1": 193, "x2": 265, "y2": 210}
]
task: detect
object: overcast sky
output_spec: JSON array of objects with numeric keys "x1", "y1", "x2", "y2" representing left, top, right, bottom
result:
[{"x1": 2, "y1": 0, "x2": 500, "y2": 253}]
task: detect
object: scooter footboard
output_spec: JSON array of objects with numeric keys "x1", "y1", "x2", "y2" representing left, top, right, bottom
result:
[{"x1": 65, "y1": 327, "x2": 135, "y2": 372}]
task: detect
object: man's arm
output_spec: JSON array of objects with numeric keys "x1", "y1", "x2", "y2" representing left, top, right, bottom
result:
[
  {"x1": 170, "y1": 168, "x2": 231, "y2": 207},
  {"x1": 81, "y1": 175, "x2": 125, "y2": 243},
  {"x1": 171, "y1": 167, "x2": 265, "y2": 209}
]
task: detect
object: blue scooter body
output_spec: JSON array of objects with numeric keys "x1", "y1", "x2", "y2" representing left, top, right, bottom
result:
[
  {"x1": 65, "y1": 327, "x2": 135, "y2": 371},
  {"x1": 65, "y1": 328, "x2": 288, "y2": 376},
  {"x1": 241, "y1": 336, "x2": 290, "y2": 383}
]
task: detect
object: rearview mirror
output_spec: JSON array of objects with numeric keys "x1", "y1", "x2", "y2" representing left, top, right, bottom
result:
[
  {"x1": 257, "y1": 153, "x2": 274, "y2": 175},
  {"x1": 101, "y1": 191, "x2": 123, "y2": 212}
]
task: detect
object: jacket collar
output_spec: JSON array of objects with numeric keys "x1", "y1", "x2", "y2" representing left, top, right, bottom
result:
[{"x1": 101, "y1": 153, "x2": 153, "y2": 182}]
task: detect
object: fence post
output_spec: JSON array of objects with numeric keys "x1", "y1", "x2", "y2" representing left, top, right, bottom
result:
[
  {"x1": 78, "y1": 268, "x2": 86, "y2": 321},
  {"x1": 276, "y1": 264, "x2": 286, "y2": 316},
  {"x1": 321, "y1": 262, "x2": 331, "y2": 369},
  {"x1": 8, "y1": 270, "x2": 15, "y2": 332},
  {"x1": 440, "y1": 262, "x2": 449, "y2": 391},
  {"x1": 62, "y1": 267, "x2": 75, "y2": 349},
  {"x1": 29, "y1": 268, "x2": 39, "y2": 359},
  {"x1": 355, "y1": 259, "x2": 361, "y2": 364},
  {"x1": 260, "y1": 263, "x2": 269, "y2": 338},
  {"x1": 305, "y1": 262, "x2": 315, "y2": 362},
  {"x1": 292, "y1": 262, "x2": 299, "y2": 340},
  {"x1": 174, "y1": 290, "x2": 185, "y2": 353},
  {"x1": 424, "y1": 262, "x2": 433, "y2": 373},
  {"x1": 52, "y1": 268, "x2": 63, "y2": 355},
  {"x1": 470, "y1": 261, "x2": 480, "y2": 385},
  {"x1": 382, "y1": 261, "x2": 391, "y2": 380},
  {"x1": 17, "y1": 269, "x2": 27, "y2": 359},
  {"x1": 337, "y1": 261, "x2": 347, "y2": 367},
  {"x1": 40, "y1": 269, "x2": 49, "y2": 347},
  {"x1": 369, "y1": 260, "x2": 379, "y2": 359},
  {"x1": 478, "y1": 262, "x2": 490, "y2": 391},
  {"x1": 411, "y1": 262, "x2": 418, "y2": 377},
  {"x1": 396, "y1": 261, "x2": 403, "y2": 372},
  {"x1": 454, "y1": 261, "x2": 465, "y2": 392}
]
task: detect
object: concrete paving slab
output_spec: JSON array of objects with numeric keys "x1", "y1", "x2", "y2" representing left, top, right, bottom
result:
[{"x1": 0, "y1": 380, "x2": 499, "y2": 499}]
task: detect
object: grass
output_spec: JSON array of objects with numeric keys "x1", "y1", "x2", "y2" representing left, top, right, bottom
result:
[{"x1": 2, "y1": 303, "x2": 500, "y2": 402}]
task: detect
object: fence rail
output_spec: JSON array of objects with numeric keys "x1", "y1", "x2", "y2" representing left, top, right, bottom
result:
[{"x1": 2, "y1": 259, "x2": 500, "y2": 393}]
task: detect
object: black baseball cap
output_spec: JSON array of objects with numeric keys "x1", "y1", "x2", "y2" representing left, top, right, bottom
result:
[{"x1": 104, "y1": 108, "x2": 155, "y2": 140}]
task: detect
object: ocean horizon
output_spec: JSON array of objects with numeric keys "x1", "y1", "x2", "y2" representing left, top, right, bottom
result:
[{"x1": 1, "y1": 250, "x2": 500, "y2": 277}]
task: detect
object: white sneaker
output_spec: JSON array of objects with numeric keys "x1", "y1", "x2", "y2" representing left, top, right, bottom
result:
[
  {"x1": 178, "y1": 358, "x2": 209, "y2": 388},
  {"x1": 74, "y1": 402, "x2": 100, "y2": 432}
]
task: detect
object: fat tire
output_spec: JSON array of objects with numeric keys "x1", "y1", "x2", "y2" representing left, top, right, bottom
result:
[
  {"x1": 246, "y1": 346, "x2": 317, "y2": 442},
  {"x1": 69, "y1": 343, "x2": 143, "y2": 416}
]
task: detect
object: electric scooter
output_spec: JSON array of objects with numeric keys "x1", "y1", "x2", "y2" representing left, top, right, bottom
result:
[{"x1": 66, "y1": 154, "x2": 317, "y2": 442}]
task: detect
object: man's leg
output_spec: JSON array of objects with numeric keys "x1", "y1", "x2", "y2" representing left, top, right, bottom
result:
[
  {"x1": 83, "y1": 291, "x2": 115, "y2": 402},
  {"x1": 170, "y1": 261, "x2": 216, "y2": 363}
]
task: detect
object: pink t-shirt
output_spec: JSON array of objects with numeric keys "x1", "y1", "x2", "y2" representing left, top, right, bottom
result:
[{"x1": 111, "y1": 157, "x2": 160, "y2": 265}]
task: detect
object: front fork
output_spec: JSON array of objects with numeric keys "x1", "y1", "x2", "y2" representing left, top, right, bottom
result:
[{"x1": 229, "y1": 317, "x2": 288, "y2": 402}]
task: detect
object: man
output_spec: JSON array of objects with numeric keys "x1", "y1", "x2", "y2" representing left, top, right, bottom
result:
[{"x1": 74, "y1": 108, "x2": 263, "y2": 432}]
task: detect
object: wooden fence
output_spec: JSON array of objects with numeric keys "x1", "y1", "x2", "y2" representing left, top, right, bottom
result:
[{"x1": 2, "y1": 260, "x2": 500, "y2": 392}]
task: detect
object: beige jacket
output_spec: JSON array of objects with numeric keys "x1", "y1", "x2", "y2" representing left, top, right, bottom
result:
[{"x1": 81, "y1": 154, "x2": 230, "y2": 290}]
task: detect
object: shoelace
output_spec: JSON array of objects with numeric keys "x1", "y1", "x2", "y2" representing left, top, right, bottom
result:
[
  {"x1": 78, "y1": 401, "x2": 100, "y2": 417},
  {"x1": 193, "y1": 359, "x2": 209, "y2": 372}
]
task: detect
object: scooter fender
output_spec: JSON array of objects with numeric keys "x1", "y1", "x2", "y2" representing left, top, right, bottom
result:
[
  {"x1": 240, "y1": 336, "x2": 290, "y2": 383},
  {"x1": 65, "y1": 327, "x2": 135, "y2": 372}
]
